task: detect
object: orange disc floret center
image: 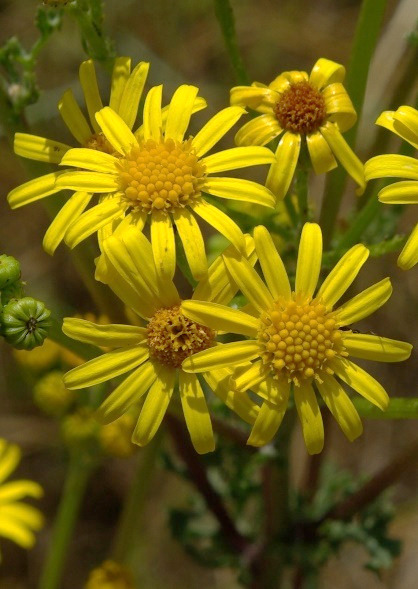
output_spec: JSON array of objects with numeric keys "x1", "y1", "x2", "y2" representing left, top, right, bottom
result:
[
  {"x1": 117, "y1": 138, "x2": 206, "y2": 214},
  {"x1": 258, "y1": 294, "x2": 346, "y2": 385},
  {"x1": 274, "y1": 81, "x2": 327, "y2": 134},
  {"x1": 147, "y1": 305, "x2": 215, "y2": 368},
  {"x1": 84, "y1": 132, "x2": 117, "y2": 155}
]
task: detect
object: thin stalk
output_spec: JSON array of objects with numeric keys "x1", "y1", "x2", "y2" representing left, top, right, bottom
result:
[
  {"x1": 294, "y1": 153, "x2": 310, "y2": 224},
  {"x1": 319, "y1": 0, "x2": 388, "y2": 247},
  {"x1": 213, "y1": 0, "x2": 249, "y2": 84},
  {"x1": 38, "y1": 452, "x2": 96, "y2": 589},
  {"x1": 354, "y1": 397, "x2": 418, "y2": 420},
  {"x1": 112, "y1": 432, "x2": 163, "y2": 566}
]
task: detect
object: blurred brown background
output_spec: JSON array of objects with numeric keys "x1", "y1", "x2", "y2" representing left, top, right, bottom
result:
[{"x1": 0, "y1": 1, "x2": 417, "y2": 587}]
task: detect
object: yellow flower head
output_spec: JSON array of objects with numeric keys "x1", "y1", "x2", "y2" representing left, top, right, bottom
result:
[
  {"x1": 0, "y1": 439, "x2": 44, "y2": 560},
  {"x1": 181, "y1": 223, "x2": 412, "y2": 454},
  {"x1": 230, "y1": 58, "x2": 365, "y2": 199},
  {"x1": 9, "y1": 57, "x2": 151, "y2": 255},
  {"x1": 33, "y1": 370, "x2": 75, "y2": 416},
  {"x1": 99, "y1": 414, "x2": 136, "y2": 458},
  {"x1": 62, "y1": 230, "x2": 259, "y2": 454},
  {"x1": 23, "y1": 83, "x2": 276, "y2": 281},
  {"x1": 365, "y1": 105, "x2": 418, "y2": 270},
  {"x1": 85, "y1": 560, "x2": 135, "y2": 589}
]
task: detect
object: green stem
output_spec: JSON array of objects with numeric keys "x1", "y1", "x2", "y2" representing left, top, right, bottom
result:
[
  {"x1": 354, "y1": 397, "x2": 418, "y2": 419},
  {"x1": 319, "y1": 0, "x2": 388, "y2": 247},
  {"x1": 112, "y1": 432, "x2": 163, "y2": 567},
  {"x1": 335, "y1": 188, "x2": 380, "y2": 249},
  {"x1": 38, "y1": 452, "x2": 96, "y2": 589},
  {"x1": 295, "y1": 153, "x2": 310, "y2": 224},
  {"x1": 213, "y1": 0, "x2": 249, "y2": 84}
]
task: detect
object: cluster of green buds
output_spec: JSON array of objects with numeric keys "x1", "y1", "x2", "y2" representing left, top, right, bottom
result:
[{"x1": 0, "y1": 254, "x2": 51, "y2": 350}]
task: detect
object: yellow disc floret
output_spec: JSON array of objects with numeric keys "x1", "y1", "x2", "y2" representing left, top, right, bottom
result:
[
  {"x1": 117, "y1": 138, "x2": 206, "y2": 213},
  {"x1": 147, "y1": 305, "x2": 215, "y2": 368},
  {"x1": 274, "y1": 81, "x2": 327, "y2": 134},
  {"x1": 258, "y1": 294, "x2": 347, "y2": 385}
]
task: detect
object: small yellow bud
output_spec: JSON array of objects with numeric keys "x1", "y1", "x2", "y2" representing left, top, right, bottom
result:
[
  {"x1": 85, "y1": 560, "x2": 135, "y2": 589},
  {"x1": 99, "y1": 414, "x2": 136, "y2": 458},
  {"x1": 33, "y1": 371, "x2": 75, "y2": 417},
  {"x1": 61, "y1": 408, "x2": 100, "y2": 449}
]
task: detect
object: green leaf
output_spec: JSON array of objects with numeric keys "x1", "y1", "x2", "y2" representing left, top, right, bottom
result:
[{"x1": 354, "y1": 397, "x2": 418, "y2": 419}]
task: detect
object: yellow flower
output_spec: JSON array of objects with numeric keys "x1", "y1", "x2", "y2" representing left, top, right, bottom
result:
[
  {"x1": 99, "y1": 414, "x2": 136, "y2": 458},
  {"x1": 85, "y1": 560, "x2": 135, "y2": 589},
  {"x1": 181, "y1": 223, "x2": 412, "y2": 454},
  {"x1": 48, "y1": 84, "x2": 275, "y2": 280},
  {"x1": 8, "y1": 57, "x2": 152, "y2": 255},
  {"x1": 0, "y1": 439, "x2": 43, "y2": 560},
  {"x1": 230, "y1": 58, "x2": 365, "y2": 200},
  {"x1": 364, "y1": 105, "x2": 418, "y2": 270},
  {"x1": 33, "y1": 370, "x2": 75, "y2": 416},
  {"x1": 62, "y1": 229, "x2": 259, "y2": 454}
]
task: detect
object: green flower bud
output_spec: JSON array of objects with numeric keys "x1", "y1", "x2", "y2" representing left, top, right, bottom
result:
[
  {"x1": 0, "y1": 280, "x2": 25, "y2": 306},
  {"x1": 1, "y1": 297, "x2": 51, "y2": 350},
  {"x1": 0, "y1": 255, "x2": 21, "y2": 290}
]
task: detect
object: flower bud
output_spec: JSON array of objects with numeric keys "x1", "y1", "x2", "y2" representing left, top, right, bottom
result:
[
  {"x1": 99, "y1": 414, "x2": 136, "y2": 458},
  {"x1": 34, "y1": 371, "x2": 75, "y2": 417},
  {"x1": 85, "y1": 560, "x2": 135, "y2": 589},
  {"x1": 1, "y1": 297, "x2": 51, "y2": 350},
  {"x1": 0, "y1": 255, "x2": 21, "y2": 290},
  {"x1": 61, "y1": 408, "x2": 100, "y2": 449},
  {"x1": 1, "y1": 279, "x2": 25, "y2": 306}
]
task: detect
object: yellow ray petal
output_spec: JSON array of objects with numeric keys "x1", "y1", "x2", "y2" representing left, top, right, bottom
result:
[
  {"x1": 294, "y1": 382, "x2": 324, "y2": 454},
  {"x1": 179, "y1": 372, "x2": 215, "y2": 454},
  {"x1": 0, "y1": 443, "x2": 21, "y2": 484},
  {"x1": 118, "y1": 61, "x2": 150, "y2": 129},
  {"x1": 142, "y1": 84, "x2": 163, "y2": 141},
  {"x1": 63, "y1": 317, "x2": 146, "y2": 348},
  {"x1": 230, "y1": 86, "x2": 277, "y2": 112},
  {"x1": 0, "y1": 504, "x2": 43, "y2": 530},
  {"x1": 251, "y1": 375, "x2": 290, "y2": 406},
  {"x1": 79, "y1": 59, "x2": 103, "y2": 133},
  {"x1": 43, "y1": 191, "x2": 92, "y2": 255},
  {"x1": 14, "y1": 133, "x2": 70, "y2": 164},
  {"x1": 231, "y1": 360, "x2": 269, "y2": 392},
  {"x1": 58, "y1": 89, "x2": 91, "y2": 145},
  {"x1": 398, "y1": 223, "x2": 418, "y2": 270},
  {"x1": 317, "y1": 375, "x2": 363, "y2": 442},
  {"x1": 247, "y1": 397, "x2": 288, "y2": 447},
  {"x1": 173, "y1": 208, "x2": 207, "y2": 280},
  {"x1": 202, "y1": 146, "x2": 275, "y2": 173},
  {"x1": 191, "y1": 199, "x2": 245, "y2": 253},
  {"x1": 202, "y1": 367, "x2": 259, "y2": 424},
  {"x1": 266, "y1": 131, "x2": 301, "y2": 200},
  {"x1": 322, "y1": 82, "x2": 356, "y2": 132},
  {"x1": 317, "y1": 244, "x2": 369, "y2": 308},
  {"x1": 192, "y1": 106, "x2": 246, "y2": 157},
  {"x1": 96, "y1": 361, "x2": 158, "y2": 424},
  {"x1": 109, "y1": 56, "x2": 131, "y2": 113},
  {"x1": 0, "y1": 481, "x2": 43, "y2": 503},
  {"x1": 270, "y1": 70, "x2": 308, "y2": 92},
  {"x1": 151, "y1": 210, "x2": 176, "y2": 281},
  {"x1": 122, "y1": 227, "x2": 180, "y2": 307},
  {"x1": 376, "y1": 107, "x2": 418, "y2": 149},
  {"x1": 132, "y1": 366, "x2": 176, "y2": 446},
  {"x1": 365, "y1": 154, "x2": 418, "y2": 181},
  {"x1": 223, "y1": 248, "x2": 274, "y2": 312},
  {"x1": 55, "y1": 170, "x2": 119, "y2": 193},
  {"x1": 254, "y1": 225, "x2": 291, "y2": 300},
  {"x1": 95, "y1": 107, "x2": 138, "y2": 155},
  {"x1": 331, "y1": 358, "x2": 389, "y2": 410},
  {"x1": 235, "y1": 114, "x2": 282, "y2": 147},
  {"x1": 378, "y1": 180, "x2": 418, "y2": 204},
  {"x1": 320, "y1": 121, "x2": 365, "y2": 193},
  {"x1": 60, "y1": 148, "x2": 119, "y2": 174},
  {"x1": 64, "y1": 345, "x2": 149, "y2": 389},
  {"x1": 309, "y1": 58, "x2": 345, "y2": 90},
  {"x1": 181, "y1": 300, "x2": 259, "y2": 337},
  {"x1": 336, "y1": 277, "x2": 392, "y2": 325},
  {"x1": 192, "y1": 235, "x2": 256, "y2": 305},
  {"x1": 306, "y1": 131, "x2": 337, "y2": 174},
  {"x1": 8, "y1": 172, "x2": 64, "y2": 209},
  {"x1": 182, "y1": 341, "x2": 260, "y2": 373},
  {"x1": 65, "y1": 199, "x2": 123, "y2": 248},
  {"x1": 204, "y1": 177, "x2": 275, "y2": 208},
  {"x1": 295, "y1": 223, "x2": 322, "y2": 298},
  {"x1": 135, "y1": 97, "x2": 207, "y2": 141},
  {"x1": 0, "y1": 518, "x2": 36, "y2": 549},
  {"x1": 342, "y1": 333, "x2": 412, "y2": 362},
  {"x1": 164, "y1": 85, "x2": 199, "y2": 142}
]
